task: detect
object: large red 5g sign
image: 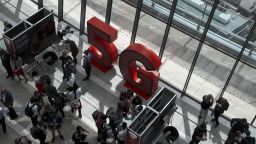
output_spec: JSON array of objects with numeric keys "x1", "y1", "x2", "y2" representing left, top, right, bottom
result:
[
  {"x1": 87, "y1": 17, "x2": 118, "y2": 72},
  {"x1": 87, "y1": 17, "x2": 161, "y2": 99}
]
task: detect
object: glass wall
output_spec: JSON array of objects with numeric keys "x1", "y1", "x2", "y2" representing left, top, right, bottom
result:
[
  {"x1": 33, "y1": 0, "x2": 256, "y2": 125},
  {"x1": 63, "y1": 0, "x2": 81, "y2": 28},
  {"x1": 136, "y1": 11, "x2": 165, "y2": 54},
  {"x1": 159, "y1": 27, "x2": 199, "y2": 90},
  {"x1": 223, "y1": 61, "x2": 256, "y2": 126},
  {"x1": 110, "y1": 0, "x2": 136, "y2": 52},
  {"x1": 186, "y1": 44, "x2": 235, "y2": 100},
  {"x1": 44, "y1": 0, "x2": 58, "y2": 15},
  {"x1": 87, "y1": 0, "x2": 107, "y2": 22}
]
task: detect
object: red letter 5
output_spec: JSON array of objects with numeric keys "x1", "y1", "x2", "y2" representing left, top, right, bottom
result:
[
  {"x1": 119, "y1": 43, "x2": 161, "y2": 99},
  {"x1": 87, "y1": 17, "x2": 118, "y2": 73}
]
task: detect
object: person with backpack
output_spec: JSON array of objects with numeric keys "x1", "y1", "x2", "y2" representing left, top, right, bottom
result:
[
  {"x1": 211, "y1": 97, "x2": 229, "y2": 127},
  {"x1": 225, "y1": 118, "x2": 249, "y2": 144},
  {"x1": 240, "y1": 130, "x2": 256, "y2": 144},
  {"x1": 198, "y1": 94, "x2": 213, "y2": 125},
  {"x1": 0, "y1": 88, "x2": 18, "y2": 119},
  {"x1": 30, "y1": 126, "x2": 46, "y2": 144},
  {"x1": 25, "y1": 97, "x2": 39, "y2": 127},
  {"x1": 99, "y1": 123, "x2": 115, "y2": 144},
  {"x1": 96, "y1": 114, "x2": 108, "y2": 134},
  {"x1": 189, "y1": 122, "x2": 207, "y2": 144},
  {"x1": 72, "y1": 125, "x2": 89, "y2": 144}
]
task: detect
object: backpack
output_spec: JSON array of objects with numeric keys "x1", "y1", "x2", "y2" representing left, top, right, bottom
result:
[
  {"x1": 100, "y1": 124, "x2": 112, "y2": 139},
  {"x1": 25, "y1": 103, "x2": 35, "y2": 117}
]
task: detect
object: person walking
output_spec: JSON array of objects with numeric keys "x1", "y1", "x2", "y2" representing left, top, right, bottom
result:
[
  {"x1": 189, "y1": 122, "x2": 207, "y2": 144},
  {"x1": 198, "y1": 94, "x2": 213, "y2": 125},
  {"x1": 0, "y1": 48, "x2": 14, "y2": 79},
  {"x1": 0, "y1": 107, "x2": 6, "y2": 134},
  {"x1": 211, "y1": 97, "x2": 229, "y2": 127},
  {"x1": 82, "y1": 50, "x2": 92, "y2": 81},
  {"x1": 47, "y1": 111, "x2": 64, "y2": 142},
  {"x1": 25, "y1": 97, "x2": 39, "y2": 127},
  {"x1": 0, "y1": 88, "x2": 18, "y2": 119}
]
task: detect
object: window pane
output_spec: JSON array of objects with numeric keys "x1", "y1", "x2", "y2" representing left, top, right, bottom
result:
[
  {"x1": 63, "y1": 0, "x2": 81, "y2": 28},
  {"x1": 159, "y1": 28, "x2": 199, "y2": 89},
  {"x1": 243, "y1": 22, "x2": 256, "y2": 63},
  {"x1": 44, "y1": 0, "x2": 58, "y2": 15},
  {"x1": 87, "y1": 0, "x2": 107, "y2": 21},
  {"x1": 186, "y1": 44, "x2": 235, "y2": 100},
  {"x1": 111, "y1": 0, "x2": 136, "y2": 51},
  {"x1": 136, "y1": 11, "x2": 166, "y2": 55},
  {"x1": 206, "y1": 0, "x2": 253, "y2": 58},
  {"x1": 223, "y1": 62, "x2": 256, "y2": 124}
]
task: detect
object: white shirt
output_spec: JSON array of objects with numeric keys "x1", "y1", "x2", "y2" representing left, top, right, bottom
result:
[{"x1": 117, "y1": 129, "x2": 127, "y2": 141}]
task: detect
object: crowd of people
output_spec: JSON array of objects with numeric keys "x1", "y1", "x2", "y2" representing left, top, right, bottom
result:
[
  {"x1": 0, "y1": 23, "x2": 95, "y2": 143},
  {"x1": 189, "y1": 94, "x2": 255, "y2": 144}
]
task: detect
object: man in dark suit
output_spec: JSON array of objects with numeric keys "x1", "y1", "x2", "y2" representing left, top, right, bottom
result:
[{"x1": 0, "y1": 48, "x2": 14, "y2": 79}]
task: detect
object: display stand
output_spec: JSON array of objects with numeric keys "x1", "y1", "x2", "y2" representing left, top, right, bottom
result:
[
  {"x1": 126, "y1": 87, "x2": 177, "y2": 144},
  {"x1": 2, "y1": 8, "x2": 57, "y2": 63}
]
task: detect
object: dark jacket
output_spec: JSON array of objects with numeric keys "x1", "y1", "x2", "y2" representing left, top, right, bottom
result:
[
  {"x1": 0, "y1": 89, "x2": 14, "y2": 107},
  {"x1": 201, "y1": 95, "x2": 213, "y2": 110},
  {"x1": 0, "y1": 52, "x2": 11, "y2": 66}
]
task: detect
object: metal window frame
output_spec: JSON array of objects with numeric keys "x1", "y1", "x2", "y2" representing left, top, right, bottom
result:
[
  {"x1": 80, "y1": 0, "x2": 87, "y2": 34},
  {"x1": 58, "y1": 0, "x2": 63, "y2": 22},
  {"x1": 38, "y1": 0, "x2": 43, "y2": 10},
  {"x1": 158, "y1": 0, "x2": 178, "y2": 60},
  {"x1": 130, "y1": 0, "x2": 144, "y2": 44},
  {"x1": 105, "y1": 0, "x2": 113, "y2": 24}
]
